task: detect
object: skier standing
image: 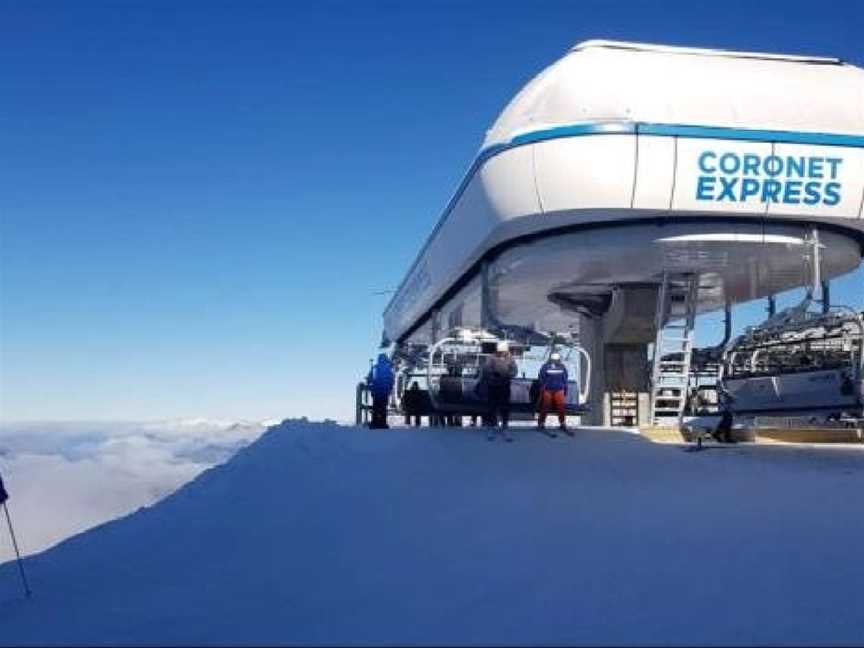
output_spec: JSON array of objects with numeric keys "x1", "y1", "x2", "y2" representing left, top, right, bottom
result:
[
  {"x1": 481, "y1": 341, "x2": 517, "y2": 441},
  {"x1": 538, "y1": 352, "x2": 573, "y2": 437},
  {"x1": 367, "y1": 353, "x2": 395, "y2": 429}
]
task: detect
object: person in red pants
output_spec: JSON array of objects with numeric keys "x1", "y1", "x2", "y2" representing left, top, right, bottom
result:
[{"x1": 537, "y1": 352, "x2": 573, "y2": 437}]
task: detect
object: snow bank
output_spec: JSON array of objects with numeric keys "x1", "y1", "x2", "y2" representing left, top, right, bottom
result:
[{"x1": 2, "y1": 420, "x2": 864, "y2": 645}]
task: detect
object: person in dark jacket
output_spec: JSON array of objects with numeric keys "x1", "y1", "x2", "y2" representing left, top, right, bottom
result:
[
  {"x1": 367, "y1": 353, "x2": 395, "y2": 429},
  {"x1": 481, "y1": 341, "x2": 517, "y2": 441},
  {"x1": 713, "y1": 408, "x2": 735, "y2": 443},
  {"x1": 538, "y1": 352, "x2": 572, "y2": 436},
  {"x1": 403, "y1": 381, "x2": 423, "y2": 427}
]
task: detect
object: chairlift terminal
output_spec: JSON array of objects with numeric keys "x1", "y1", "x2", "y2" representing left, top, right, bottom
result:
[{"x1": 358, "y1": 40, "x2": 864, "y2": 439}]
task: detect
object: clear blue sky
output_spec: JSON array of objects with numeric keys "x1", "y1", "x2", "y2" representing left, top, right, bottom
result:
[{"x1": 1, "y1": 0, "x2": 862, "y2": 422}]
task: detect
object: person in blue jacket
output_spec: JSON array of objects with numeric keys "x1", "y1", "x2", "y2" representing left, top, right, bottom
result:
[
  {"x1": 367, "y1": 353, "x2": 395, "y2": 429},
  {"x1": 537, "y1": 352, "x2": 574, "y2": 436}
]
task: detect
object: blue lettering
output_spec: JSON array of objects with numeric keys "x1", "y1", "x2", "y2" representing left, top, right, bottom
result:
[
  {"x1": 782, "y1": 181, "x2": 803, "y2": 204},
  {"x1": 823, "y1": 182, "x2": 841, "y2": 206},
  {"x1": 825, "y1": 158, "x2": 843, "y2": 180},
  {"x1": 719, "y1": 152, "x2": 740, "y2": 174},
  {"x1": 807, "y1": 157, "x2": 824, "y2": 179},
  {"x1": 698, "y1": 151, "x2": 717, "y2": 174},
  {"x1": 803, "y1": 181, "x2": 821, "y2": 206},
  {"x1": 742, "y1": 154, "x2": 761, "y2": 176},
  {"x1": 786, "y1": 156, "x2": 805, "y2": 178},
  {"x1": 696, "y1": 176, "x2": 716, "y2": 200},
  {"x1": 762, "y1": 180, "x2": 782, "y2": 203},
  {"x1": 763, "y1": 156, "x2": 783, "y2": 177},
  {"x1": 740, "y1": 178, "x2": 760, "y2": 201},
  {"x1": 717, "y1": 176, "x2": 738, "y2": 201}
]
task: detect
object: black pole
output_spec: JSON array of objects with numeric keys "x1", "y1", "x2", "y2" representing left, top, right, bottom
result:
[
  {"x1": 721, "y1": 302, "x2": 732, "y2": 346},
  {"x1": 3, "y1": 502, "x2": 31, "y2": 598}
]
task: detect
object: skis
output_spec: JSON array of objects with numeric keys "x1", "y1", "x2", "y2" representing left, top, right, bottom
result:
[{"x1": 485, "y1": 426, "x2": 575, "y2": 441}]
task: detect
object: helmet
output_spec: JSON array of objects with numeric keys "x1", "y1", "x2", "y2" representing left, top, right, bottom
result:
[
  {"x1": 550, "y1": 352, "x2": 561, "y2": 362},
  {"x1": 496, "y1": 341, "x2": 509, "y2": 353}
]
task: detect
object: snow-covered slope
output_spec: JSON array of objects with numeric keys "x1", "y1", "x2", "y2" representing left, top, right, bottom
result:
[{"x1": 2, "y1": 420, "x2": 864, "y2": 645}]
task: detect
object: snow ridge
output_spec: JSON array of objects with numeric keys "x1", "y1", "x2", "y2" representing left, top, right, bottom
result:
[
  {"x1": 0, "y1": 418, "x2": 280, "y2": 562},
  {"x1": 2, "y1": 420, "x2": 864, "y2": 645}
]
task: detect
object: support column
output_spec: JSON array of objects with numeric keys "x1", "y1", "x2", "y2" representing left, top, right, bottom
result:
[
  {"x1": 578, "y1": 286, "x2": 657, "y2": 426},
  {"x1": 577, "y1": 314, "x2": 606, "y2": 426}
]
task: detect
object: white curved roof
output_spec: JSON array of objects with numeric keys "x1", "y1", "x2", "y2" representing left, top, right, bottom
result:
[
  {"x1": 383, "y1": 40, "x2": 864, "y2": 344},
  {"x1": 572, "y1": 39, "x2": 840, "y2": 63},
  {"x1": 484, "y1": 40, "x2": 864, "y2": 148}
]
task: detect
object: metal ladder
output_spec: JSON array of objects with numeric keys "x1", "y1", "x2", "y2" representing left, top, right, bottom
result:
[{"x1": 650, "y1": 272, "x2": 699, "y2": 426}]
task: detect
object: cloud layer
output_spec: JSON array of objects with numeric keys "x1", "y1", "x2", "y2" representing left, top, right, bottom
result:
[{"x1": 0, "y1": 419, "x2": 275, "y2": 562}]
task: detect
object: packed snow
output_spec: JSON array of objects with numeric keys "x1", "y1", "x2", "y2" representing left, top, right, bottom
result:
[
  {"x1": 2, "y1": 419, "x2": 864, "y2": 645},
  {"x1": 0, "y1": 419, "x2": 273, "y2": 561}
]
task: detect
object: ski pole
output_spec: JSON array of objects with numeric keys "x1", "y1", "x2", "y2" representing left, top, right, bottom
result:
[{"x1": 3, "y1": 502, "x2": 31, "y2": 598}]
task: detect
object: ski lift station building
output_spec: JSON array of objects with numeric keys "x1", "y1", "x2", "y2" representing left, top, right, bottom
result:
[{"x1": 379, "y1": 40, "x2": 864, "y2": 427}]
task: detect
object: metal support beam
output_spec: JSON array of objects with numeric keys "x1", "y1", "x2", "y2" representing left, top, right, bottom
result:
[
  {"x1": 480, "y1": 260, "x2": 493, "y2": 330},
  {"x1": 430, "y1": 309, "x2": 441, "y2": 343},
  {"x1": 809, "y1": 227, "x2": 823, "y2": 301}
]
